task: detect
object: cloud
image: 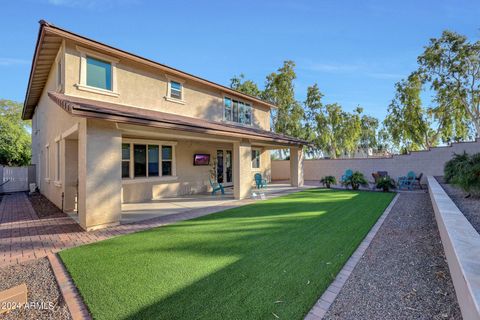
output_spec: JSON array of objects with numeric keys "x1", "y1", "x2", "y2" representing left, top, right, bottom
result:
[
  {"x1": 306, "y1": 63, "x2": 361, "y2": 73},
  {"x1": 365, "y1": 72, "x2": 405, "y2": 79},
  {"x1": 301, "y1": 60, "x2": 404, "y2": 80},
  {"x1": 47, "y1": 0, "x2": 139, "y2": 9},
  {"x1": 0, "y1": 58, "x2": 29, "y2": 66}
]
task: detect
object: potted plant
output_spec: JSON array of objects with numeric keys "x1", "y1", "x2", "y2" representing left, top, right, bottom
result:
[
  {"x1": 376, "y1": 176, "x2": 396, "y2": 192},
  {"x1": 341, "y1": 171, "x2": 368, "y2": 190},
  {"x1": 320, "y1": 176, "x2": 336, "y2": 188}
]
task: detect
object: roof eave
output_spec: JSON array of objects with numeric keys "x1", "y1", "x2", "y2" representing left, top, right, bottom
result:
[{"x1": 22, "y1": 21, "x2": 48, "y2": 120}]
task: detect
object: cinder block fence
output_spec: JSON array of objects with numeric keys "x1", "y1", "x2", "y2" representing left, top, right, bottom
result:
[{"x1": 272, "y1": 139, "x2": 480, "y2": 183}]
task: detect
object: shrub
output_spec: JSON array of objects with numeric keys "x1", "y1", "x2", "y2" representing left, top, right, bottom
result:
[
  {"x1": 320, "y1": 176, "x2": 336, "y2": 188},
  {"x1": 376, "y1": 176, "x2": 396, "y2": 192},
  {"x1": 341, "y1": 171, "x2": 368, "y2": 190},
  {"x1": 444, "y1": 152, "x2": 469, "y2": 183},
  {"x1": 444, "y1": 152, "x2": 480, "y2": 197}
]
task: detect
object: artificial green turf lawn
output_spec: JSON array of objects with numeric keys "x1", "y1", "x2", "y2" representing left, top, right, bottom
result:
[{"x1": 59, "y1": 189, "x2": 395, "y2": 320}]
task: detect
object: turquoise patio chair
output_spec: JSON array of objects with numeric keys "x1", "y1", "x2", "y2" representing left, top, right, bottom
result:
[
  {"x1": 341, "y1": 169, "x2": 353, "y2": 184},
  {"x1": 398, "y1": 171, "x2": 416, "y2": 190},
  {"x1": 254, "y1": 173, "x2": 268, "y2": 189},
  {"x1": 209, "y1": 178, "x2": 225, "y2": 195}
]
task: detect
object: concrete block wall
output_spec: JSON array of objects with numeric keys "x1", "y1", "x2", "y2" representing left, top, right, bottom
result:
[{"x1": 272, "y1": 139, "x2": 480, "y2": 183}]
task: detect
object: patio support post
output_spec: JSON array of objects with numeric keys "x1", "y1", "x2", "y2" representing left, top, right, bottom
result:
[
  {"x1": 233, "y1": 140, "x2": 252, "y2": 200},
  {"x1": 290, "y1": 146, "x2": 304, "y2": 187},
  {"x1": 77, "y1": 119, "x2": 122, "y2": 231}
]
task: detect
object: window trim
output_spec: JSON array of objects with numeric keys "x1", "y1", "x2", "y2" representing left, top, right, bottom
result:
[
  {"x1": 76, "y1": 46, "x2": 119, "y2": 96},
  {"x1": 54, "y1": 137, "x2": 62, "y2": 186},
  {"x1": 54, "y1": 40, "x2": 65, "y2": 92},
  {"x1": 251, "y1": 148, "x2": 261, "y2": 170},
  {"x1": 122, "y1": 138, "x2": 177, "y2": 182},
  {"x1": 45, "y1": 143, "x2": 50, "y2": 182},
  {"x1": 165, "y1": 75, "x2": 185, "y2": 104},
  {"x1": 223, "y1": 95, "x2": 253, "y2": 126}
]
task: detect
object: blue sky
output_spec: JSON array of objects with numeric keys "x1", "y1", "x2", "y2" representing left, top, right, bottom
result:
[{"x1": 1, "y1": 0, "x2": 479, "y2": 120}]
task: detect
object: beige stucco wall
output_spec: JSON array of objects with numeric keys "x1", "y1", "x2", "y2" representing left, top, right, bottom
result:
[
  {"x1": 63, "y1": 40, "x2": 271, "y2": 131},
  {"x1": 271, "y1": 139, "x2": 480, "y2": 183}
]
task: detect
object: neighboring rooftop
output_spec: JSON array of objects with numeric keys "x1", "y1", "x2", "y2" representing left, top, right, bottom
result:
[{"x1": 22, "y1": 20, "x2": 276, "y2": 120}]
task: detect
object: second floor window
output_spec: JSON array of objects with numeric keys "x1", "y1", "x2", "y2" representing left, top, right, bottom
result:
[
  {"x1": 224, "y1": 97, "x2": 252, "y2": 125},
  {"x1": 169, "y1": 81, "x2": 183, "y2": 100},
  {"x1": 87, "y1": 56, "x2": 112, "y2": 91}
]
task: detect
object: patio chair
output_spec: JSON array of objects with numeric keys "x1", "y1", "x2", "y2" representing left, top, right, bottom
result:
[
  {"x1": 254, "y1": 173, "x2": 268, "y2": 189},
  {"x1": 209, "y1": 178, "x2": 225, "y2": 195},
  {"x1": 398, "y1": 171, "x2": 416, "y2": 190},
  {"x1": 371, "y1": 172, "x2": 380, "y2": 190},
  {"x1": 414, "y1": 172, "x2": 423, "y2": 189},
  {"x1": 377, "y1": 171, "x2": 388, "y2": 178},
  {"x1": 341, "y1": 169, "x2": 353, "y2": 184}
]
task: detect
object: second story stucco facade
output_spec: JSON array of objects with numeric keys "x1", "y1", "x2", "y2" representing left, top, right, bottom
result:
[{"x1": 49, "y1": 39, "x2": 272, "y2": 131}]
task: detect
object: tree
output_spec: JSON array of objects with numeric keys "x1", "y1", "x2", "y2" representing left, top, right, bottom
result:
[
  {"x1": 303, "y1": 84, "x2": 324, "y2": 156},
  {"x1": 229, "y1": 74, "x2": 262, "y2": 98},
  {"x1": 385, "y1": 30, "x2": 480, "y2": 151},
  {"x1": 359, "y1": 113, "x2": 379, "y2": 155},
  {"x1": 315, "y1": 103, "x2": 363, "y2": 158},
  {"x1": 0, "y1": 99, "x2": 31, "y2": 166},
  {"x1": 263, "y1": 61, "x2": 304, "y2": 138},
  {"x1": 383, "y1": 73, "x2": 437, "y2": 152},
  {"x1": 418, "y1": 31, "x2": 479, "y2": 139}
]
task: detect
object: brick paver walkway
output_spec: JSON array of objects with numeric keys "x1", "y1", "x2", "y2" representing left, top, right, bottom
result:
[{"x1": 0, "y1": 187, "x2": 309, "y2": 267}]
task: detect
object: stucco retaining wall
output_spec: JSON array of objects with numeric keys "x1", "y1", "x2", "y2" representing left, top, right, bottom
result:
[
  {"x1": 272, "y1": 139, "x2": 480, "y2": 184},
  {"x1": 428, "y1": 176, "x2": 480, "y2": 320}
]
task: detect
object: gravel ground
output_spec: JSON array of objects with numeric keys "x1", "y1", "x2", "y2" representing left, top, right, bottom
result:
[
  {"x1": 27, "y1": 192, "x2": 68, "y2": 219},
  {"x1": 324, "y1": 193, "x2": 461, "y2": 320},
  {"x1": 0, "y1": 258, "x2": 71, "y2": 319},
  {"x1": 439, "y1": 180, "x2": 480, "y2": 234}
]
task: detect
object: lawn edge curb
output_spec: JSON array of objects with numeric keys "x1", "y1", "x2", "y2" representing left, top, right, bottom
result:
[
  {"x1": 47, "y1": 253, "x2": 91, "y2": 320},
  {"x1": 304, "y1": 193, "x2": 400, "y2": 320}
]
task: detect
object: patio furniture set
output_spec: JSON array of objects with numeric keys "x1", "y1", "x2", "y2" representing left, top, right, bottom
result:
[
  {"x1": 209, "y1": 173, "x2": 269, "y2": 195},
  {"x1": 341, "y1": 169, "x2": 423, "y2": 191}
]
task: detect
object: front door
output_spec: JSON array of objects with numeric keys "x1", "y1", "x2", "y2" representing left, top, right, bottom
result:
[{"x1": 216, "y1": 149, "x2": 232, "y2": 186}]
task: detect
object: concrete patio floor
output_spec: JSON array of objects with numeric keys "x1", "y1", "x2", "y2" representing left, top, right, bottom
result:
[{"x1": 120, "y1": 182, "x2": 317, "y2": 224}]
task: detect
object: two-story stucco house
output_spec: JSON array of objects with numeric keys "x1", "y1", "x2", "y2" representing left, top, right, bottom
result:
[{"x1": 22, "y1": 21, "x2": 306, "y2": 231}]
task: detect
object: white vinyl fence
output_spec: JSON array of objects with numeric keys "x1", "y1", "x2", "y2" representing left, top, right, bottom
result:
[{"x1": 0, "y1": 165, "x2": 36, "y2": 193}]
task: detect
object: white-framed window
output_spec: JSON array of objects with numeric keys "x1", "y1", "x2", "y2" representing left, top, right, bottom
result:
[
  {"x1": 55, "y1": 139, "x2": 61, "y2": 182},
  {"x1": 251, "y1": 149, "x2": 261, "y2": 169},
  {"x1": 45, "y1": 144, "x2": 50, "y2": 181},
  {"x1": 122, "y1": 139, "x2": 177, "y2": 180},
  {"x1": 165, "y1": 75, "x2": 185, "y2": 103},
  {"x1": 224, "y1": 97, "x2": 252, "y2": 125},
  {"x1": 76, "y1": 46, "x2": 119, "y2": 96}
]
